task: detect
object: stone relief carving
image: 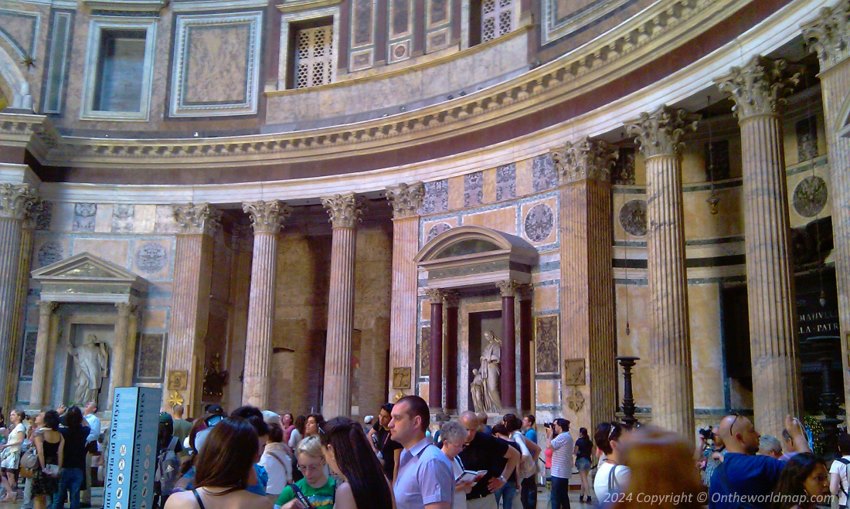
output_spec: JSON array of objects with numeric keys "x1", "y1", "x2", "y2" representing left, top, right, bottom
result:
[
  {"x1": 612, "y1": 148, "x2": 636, "y2": 185},
  {"x1": 137, "y1": 333, "x2": 165, "y2": 380},
  {"x1": 619, "y1": 200, "x2": 648, "y2": 236},
  {"x1": 0, "y1": 184, "x2": 38, "y2": 220},
  {"x1": 426, "y1": 223, "x2": 451, "y2": 242},
  {"x1": 37, "y1": 241, "x2": 63, "y2": 267},
  {"x1": 464, "y1": 171, "x2": 483, "y2": 208},
  {"x1": 524, "y1": 204, "x2": 554, "y2": 242},
  {"x1": 551, "y1": 137, "x2": 617, "y2": 184},
  {"x1": 72, "y1": 203, "x2": 97, "y2": 232},
  {"x1": 793, "y1": 176, "x2": 828, "y2": 218},
  {"x1": 496, "y1": 164, "x2": 516, "y2": 201},
  {"x1": 802, "y1": 2, "x2": 850, "y2": 72},
  {"x1": 535, "y1": 315, "x2": 559, "y2": 374},
  {"x1": 715, "y1": 56, "x2": 800, "y2": 120},
  {"x1": 135, "y1": 243, "x2": 168, "y2": 273},
  {"x1": 627, "y1": 105, "x2": 699, "y2": 157},
  {"x1": 243, "y1": 200, "x2": 292, "y2": 234},
  {"x1": 322, "y1": 193, "x2": 363, "y2": 228},
  {"x1": 567, "y1": 388, "x2": 586, "y2": 412},
  {"x1": 386, "y1": 182, "x2": 425, "y2": 219},
  {"x1": 532, "y1": 153, "x2": 558, "y2": 192},
  {"x1": 112, "y1": 204, "x2": 135, "y2": 233},
  {"x1": 421, "y1": 180, "x2": 449, "y2": 214}
]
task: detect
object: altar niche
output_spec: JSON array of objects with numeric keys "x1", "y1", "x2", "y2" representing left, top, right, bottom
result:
[
  {"x1": 468, "y1": 310, "x2": 501, "y2": 413},
  {"x1": 60, "y1": 320, "x2": 114, "y2": 410}
]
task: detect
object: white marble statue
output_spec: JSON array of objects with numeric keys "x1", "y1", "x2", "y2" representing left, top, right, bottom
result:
[
  {"x1": 66, "y1": 333, "x2": 109, "y2": 405},
  {"x1": 470, "y1": 368, "x2": 487, "y2": 413},
  {"x1": 479, "y1": 330, "x2": 501, "y2": 413}
]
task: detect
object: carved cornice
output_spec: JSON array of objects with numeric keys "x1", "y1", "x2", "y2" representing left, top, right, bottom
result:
[
  {"x1": 13, "y1": 0, "x2": 748, "y2": 171},
  {"x1": 552, "y1": 137, "x2": 618, "y2": 184},
  {"x1": 626, "y1": 106, "x2": 699, "y2": 158},
  {"x1": 0, "y1": 184, "x2": 39, "y2": 220},
  {"x1": 172, "y1": 203, "x2": 221, "y2": 235},
  {"x1": 425, "y1": 288, "x2": 445, "y2": 304},
  {"x1": 386, "y1": 182, "x2": 425, "y2": 219},
  {"x1": 321, "y1": 193, "x2": 363, "y2": 228},
  {"x1": 242, "y1": 200, "x2": 292, "y2": 234},
  {"x1": 715, "y1": 56, "x2": 800, "y2": 121},
  {"x1": 802, "y1": 1, "x2": 850, "y2": 73}
]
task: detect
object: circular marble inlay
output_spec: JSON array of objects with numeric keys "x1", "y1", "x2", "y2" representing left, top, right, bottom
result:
[
  {"x1": 619, "y1": 200, "x2": 647, "y2": 236},
  {"x1": 135, "y1": 243, "x2": 167, "y2": 273},
  {"x1": 524, "y1": 204, "x2": 554, "y2": 242},
  {"x1": 793, "y1": 175, "x2": 828, "y2": 218},
  {"x1": 426, "y1": 223, "x2": 451, "y2": 242},
  {"x1": 37, "y1": 241, "x2": 63, "y2": 267}
]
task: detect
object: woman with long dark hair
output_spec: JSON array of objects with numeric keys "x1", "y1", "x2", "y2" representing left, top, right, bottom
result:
[
  {"x1": 304, "y1": 414, "x2": 325, "y2": 438},
  {"x1": 164, "y1": 417, "x2": 271, "y2": 509},
  {"x1": 772, "y1": 453, "x2": 830, "y2": 509},
  {"x1": 288, "y1": 416, "x2": 306, "y2": 450},
  {"x1": 317, "y1": 417, "x2": 393, "y2": 509},
  {"x1": 33, "y1": 410, "x2": 63, "y2": 509}
]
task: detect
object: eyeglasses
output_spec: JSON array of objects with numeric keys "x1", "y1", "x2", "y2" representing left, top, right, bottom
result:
[
  {"x1": 297, "y1": 463, "x2": 325, "y2": 473},
  {"x1": 729, "y1": 413, "x2": 741, "y2": 436}
]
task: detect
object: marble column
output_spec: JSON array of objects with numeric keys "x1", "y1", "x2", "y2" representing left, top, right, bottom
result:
[
  {"x1": 0, "y1": 184, "x2": 37, "y2": 407},
  {"x1": 552, "y1": 137, "x2": 618, "y2": 431},
  {"x1": 6, "y1": 199, "x2": 41, "y2": 412},
  {"x1": 29, "y1": 300, "x2": 56, "y2": 408},
  {"x1": 109, "y1": 302, "x2": 135, "y2": 404},
  {"x1": 627, "y1": 107, "x2": 698, "y2": 437},
  {"x1": 717, "y1": 57, "x2": 803, "y2": 435},
  {"x1": 321, "y1": 193, "x2": 362, "y2": 417},
  {"x1": 426, "y1": 288, "x2": 445, "y2": 411},
  {"x1": 386, "y1": 182, "x2": 424, "y2": 400},
  {"x1": 497, "y1": 280, "x2": 518, "y2": 413},
  {"x1": 242, "y1": 200, "x2": 290, "y2": 408},
  {"x1": 518, "y1": 285, "x2": 533, "y2": 414},
  {"x1": 164, "y1": 204, "x2": 220, "y2": 416},
  {"x1": 444, "y1": 291, "x2": 459, "y2": 413},
  {"x1": 804, "y1": 1, "x2": 850, "y2": 427}
]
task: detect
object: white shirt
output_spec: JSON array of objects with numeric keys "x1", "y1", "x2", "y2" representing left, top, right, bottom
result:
[
  {"x1": 594, "y1": 461, "x2": 631, "y2": 503},
  {"x1": 451, "y1": 456, "x2": 468, "y2": 509},
  {"x1": 287, "y1": 428, "x2": 302, "y2": 450},
  {"x1": 84, "y1": 413, "x2": 100, "y2": 444},
  {"x1": 829, "y1": 455, "x2": 850, "y2": 506},
  {"x1": 259, "y1": 442, "x2": 292, "y2": 496},
  {"x1": 550, "y1": 431, "x2": 573, "y2": 479}
]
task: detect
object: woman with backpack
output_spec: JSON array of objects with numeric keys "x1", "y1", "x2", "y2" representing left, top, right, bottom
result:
[
  {"x1": 259, "y1": 423, "x2": 292, "y2": 501},
  {"x1": 155, "y1": 412, "x2": 182, "y2": 508}
]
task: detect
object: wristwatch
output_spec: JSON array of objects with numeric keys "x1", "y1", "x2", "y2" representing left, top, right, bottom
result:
[{"x1": 498, "y1": 475, "x2": 507, "y2": 483}]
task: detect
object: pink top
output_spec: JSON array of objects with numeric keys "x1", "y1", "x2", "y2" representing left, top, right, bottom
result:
[{"x1": 545, "y1": 446, "x2": 554, "y2": 468}]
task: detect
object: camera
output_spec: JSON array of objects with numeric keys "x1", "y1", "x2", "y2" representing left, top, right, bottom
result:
[
  {"x1": 699, "y1": 427, "x2": 713, "y2": 441},
  {"x1": 543, "y1": 422, "x2": 553, "y2": 428}
]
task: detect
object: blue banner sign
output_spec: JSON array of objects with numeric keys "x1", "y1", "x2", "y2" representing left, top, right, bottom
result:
[{"x1": 104, "y1": 387, "x2": 159, "y2": 509}]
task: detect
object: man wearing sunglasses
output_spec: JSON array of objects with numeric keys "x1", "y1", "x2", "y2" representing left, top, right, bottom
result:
[{"x1": 709, "y1": 414, "x2": 810, "y2": 509}]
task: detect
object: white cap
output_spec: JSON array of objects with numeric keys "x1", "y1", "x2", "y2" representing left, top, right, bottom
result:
[
  {"x1": 262, "y1": 410, "x2": 281, "y2": 426},
  {"x1": 364, "y1": 415, "x2": 374, "y2": 424}
]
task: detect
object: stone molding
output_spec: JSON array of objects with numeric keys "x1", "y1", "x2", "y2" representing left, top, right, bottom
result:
[
  {"x1": 497, "y1": 279, "x2": 519, "y2": 298},
  {"x1": 552, "y1": 137, "x2": 618, "y2": 184},
  {"x1": 0, "y1": 183, "x2": 38, "y2": 220},
  {"x1": 242, "y1": 200, "x2": 292, "y2": 234},
  {"x1": 386, "y1": 182, "x2": 425, "y2": 219},
  {"x1": 321, "y1": 193, "x2": 363, "y2": 228},
  {"x1": 802, "y1": 0, "x2": 850, "y2": 73},
  {"x1": 715, "y1": 56, "x2": 800, "y2": 120},
  {"x1": 425, "y1": 288, "x2": 445, "y2": 304},
  {"x1": 443, "y1": 290, "x2": 460, "y2": 308},
  {"x1": 627, "y1": 105, "x2": 699, "y2": 158},
  {"x1": 37, "y1": 300, "x2": 57, "y2": 315},
  {"x1": 172, "y1": 203, "x2": 222, "y2": 235},
  {"x1": 115, "y1": 302, "x2": 137, "y2": 314},
  {"x1": 8, "y1": 0, "x2": 752, "y2": 169}
]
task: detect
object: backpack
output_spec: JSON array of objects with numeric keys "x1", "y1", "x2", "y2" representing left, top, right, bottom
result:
[
  {"x1": 511, "y1": 431, "x2": 537, "y2": 480},
  {"x1": 155, "y1": 437, "x2": 180, "y2": 497},
  {"x1": 837, "y1": 457, "x2": 850, "y2": 497}
]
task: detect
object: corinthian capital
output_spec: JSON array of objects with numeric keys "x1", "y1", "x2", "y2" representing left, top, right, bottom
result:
[
  {"x1": 626, "y1": 106, "x2": 699, "y2": 158},
  {"x1": 0, "y1": 184, "x2": 38, "y2": 220},
  {"x1": 803, "y1": 2, "x2": 850, "y2": 72},
  {"x1": 496, "y1": 280, "x2": 519, "y2": 297},
  {"x1": 552, "y1": 137, "x2": 618, "y2": 184},
  {"x1": 425, "y1": 288, "x2": 445, "y2": 304},
  {"x1": 22, "y1": 198, "x2": 45, "y2": 230},
  {"x1": 321, "y1": 193, "x2": 363, "y2": 228},
  {"x1": 386, "y1": 182, "x2": 425, "y2": 219},
  {"x1": 242, "y1": 200, "x2": 292, "y2": 234},
  {"x1": 172, "y1": 203, "x2": 221, "y2": 235},
  {"x1": 715, "y1": 56, "x2": 800, "y2": 120}
]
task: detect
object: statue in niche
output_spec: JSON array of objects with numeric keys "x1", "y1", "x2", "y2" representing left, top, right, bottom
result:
[
  {"x1": 470, "y1": 369, "x2": 487, "y2": 413},
  {"x1": 65, "y1": 334, "x2": 109, "y2": 405},
  {"x1": 479, "y1": 330, "x2": 501, "y2": 412},
  {"x1": 203, "y1": 353, "x2": 228, "y2": 399}
]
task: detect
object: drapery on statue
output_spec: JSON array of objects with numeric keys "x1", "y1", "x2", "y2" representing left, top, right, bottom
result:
[
  {"x1": 478, "y1": 330, "x2": 501, "y2": 413},
  {"x1": 470, "y1": 369, "x2": 486, "y2": 413},
  {"x1": 65, "y1": 334, "x2": 109, "y2": 404}
]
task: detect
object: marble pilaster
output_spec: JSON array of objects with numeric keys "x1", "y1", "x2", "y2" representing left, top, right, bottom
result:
[
  {"x1": 497, "y1": 280, "x2": 518, "y2": 413},
  {"x1": 627, "y1": 108, "x2": 698, "y2": 437},
  {"x1": 109, "y1": 302, "x2": 135, "y2": 404},
  {"x1": 164, "y1": 203, "x2": 220, "y2": 416},
  {"x1": 426, "y1": 288, "x2": 445, "y2": 411},
  {"x1": 444, "y1": 291, "x2": 459, "y2": 413},
  {"x1": 803, "y1": 0, "x2": 850, "y2": 428},
  {"x1": 0, "y1": 184, "x2": 37, "y2": 407},
  {"x1": 386, "y1": 182, "x2": 424, "y2": 400},
  {"x1": 242, "y1": 200, "x2": 290, "y2": 408},
  {"x1": 29, "y1": 300, "x2": 56, "y2": 408},
  {"x1": 717, "y1": 57, "x2": 803, "y2": 436},
  {"x1": 517, "y1": 285, "x2": 533, "y2": 414},
  {"x1": 321, "y1": 193, "x2": 362, "y2": 417},
  {"x1": 552, "y1": 138, "x2": 618, "y2": 431}
]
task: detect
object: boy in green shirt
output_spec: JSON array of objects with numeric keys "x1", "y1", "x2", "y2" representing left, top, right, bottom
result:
[{"x1": 275, "y1": 436, "x2": 336, "y2": 508}]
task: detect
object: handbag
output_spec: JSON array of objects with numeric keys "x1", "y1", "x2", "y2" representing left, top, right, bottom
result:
[
  {"x1": 20, "y1": 447, "x2": 38, "y2": 470},
  {"x1": 42, "y1": 464, "x2": 60, "y2": 477},
  {"x1": 511, "y1": 431, "x2": 537, "y2": 480}
]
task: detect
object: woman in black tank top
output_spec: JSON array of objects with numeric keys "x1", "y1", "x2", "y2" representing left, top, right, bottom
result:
[{"x1": 33, "y1": 410, "x2": 64, "y2": 509}]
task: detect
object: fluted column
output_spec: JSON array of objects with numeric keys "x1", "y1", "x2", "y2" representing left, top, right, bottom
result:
[
  {"x1": 6, "y1": 199, "x2": 41, "y2": 412},
  {"x1": 242, "y1": 201, "x2": 290, "y2": 408},
  {"x1": 108, "y1": 302, "x2": 135, "y2": 405},
  {"x1": 0, "y1": 184, "x2": 38, "y2": 407},
  {"x1": 426, "y1": 288, "x2": 445, "y2": 411},
  {"x1": 444, "y1": 291, "x2": 459, "y2": 413},
  {"x1": 518, "y1": 285, "x2": 533, "y2": 414},
  {"x1": 627, "y1": 107, "x2": 697, "y2": 437},
  {"x1": 804, "y1": 1, "x2": 850, "y2": 428},
  {"x1": 717, "y1": 57, "x2": 803, "y2": 436},
  {"x1": 552, "y1": 138, "x2": 618, "y2": 431},
  {"x1": 497, "y1": 280, "x2": 518, "y2": 413},
  {"x1": 29, "y1": 300, "x2": 56, "y2": 408},
  {"x1": 321, "y1": 193, "x2": 362, "y2": 417},
  {"x1": 164, "y1": 204, "x2": 220, "y2": 417},
  {"x1": 386, "y1": 183, "x2": 425, "y2": 400}
]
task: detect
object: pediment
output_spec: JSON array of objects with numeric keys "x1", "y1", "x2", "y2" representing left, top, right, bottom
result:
[
  {"x1": 32, "y1": 252, "x2": 146, "y2": 304},
  {"x1": 32, "y1": 252, "x2": 139, "y2": 282}
]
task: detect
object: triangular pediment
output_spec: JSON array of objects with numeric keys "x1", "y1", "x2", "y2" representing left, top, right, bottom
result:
[{"x1": 32, "y1": 252, "x2": 139, "y2": 282}]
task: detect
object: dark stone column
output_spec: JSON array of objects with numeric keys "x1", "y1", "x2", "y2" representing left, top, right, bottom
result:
[
  {"x1": 498, "y1": 280, "x2": 518, "y2": 413},
  {"x1": 445, "y1": 292, "x2": 459, "y2": 414},
  {"x1": 426, "y1": 288, "x2": 445, "y2": 411},
  {"x1": 518, "y1": 285, "x2": 533, "y2": 414}
]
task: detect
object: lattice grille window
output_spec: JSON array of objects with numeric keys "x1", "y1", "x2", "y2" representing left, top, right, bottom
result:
[
  {"x1": 294, "y1": 25, "x2": 334, "y2": 89},
  {"x1": 481, "y1": 0, "x2": 513, "y2": 42}
]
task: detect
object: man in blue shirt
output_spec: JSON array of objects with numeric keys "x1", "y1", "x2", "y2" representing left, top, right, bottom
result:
[
  {"x1": 520, "y1": 414, "x2": 538, "y2": 509},
  {"x1": 709, "y1": 414, "x2": 810, "y2": 509},
  {"x1": 390, "y1": 395, "x2": 454, "y2": 509}
]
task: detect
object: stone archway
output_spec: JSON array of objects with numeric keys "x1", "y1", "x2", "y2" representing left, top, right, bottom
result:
[{"x1": 0, "y1": 45, "x2": 29, "y2": 110}]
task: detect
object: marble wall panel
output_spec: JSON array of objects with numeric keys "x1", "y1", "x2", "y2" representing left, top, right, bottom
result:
[
  {"x1": 532, "y1": 285, "x2": 558, "y2": 313},
  {"x1": 141, "y1": 309, "x2": 167, "y2": 330},
  {"x1": 35, "y1": 201, "x2": 52, "y2": 231},
  {"x1": 681, "y1": 187, "x2": 744, "y2": 240},
  {"x1": 421, "y1": 180, "x2": 449, "y2": 215},
  {"x1": 535, "y1": 379, "x2": 560, "y2": 406},
  {"x1": 136, "y1": 332, "x2": 165, "y2": 381},
  {"x1": 515, "y1": 158, "x2": 534, "y2": 196},
  {"x1": 19, "y1": 331, "x2": 36, "y2": 379},
  {"x1": 132, "y1": 205, "x2": 157, "y2": 233},
  {"x1": 72, "y1": 203, "x2": 97, "y2": 232},
  {"x1": 496, "y1": 164, "x2": 516, "y2": 202},
  {"x1": 421, "y1": 298, "x2": 431, "y2": 322},
  {"x1": 133, "y1": 239, "x2": 172, "y2": 280},
  {"x1": 689, "y1": 283, "x2": 724, "y2": 409},
  {"x1": 72, "y1": 238, "x2": 129, "y2": 267},
  {"x1": 425, "y1": 0, "x2": 452, "y2": 53},
  {"x1": 388, "y1": 0, "x2": 413, "y2": 63},
  {"x1": 521, "y1": 197, "x2": 558, "y2": 245},
  {"x1": 420, "y1": 326, "x2": 430, "y2": 376},
  {"x1": 464, "y1": 171, "x2": 484, "y2": 208},
  {"x1": 422, "y1": 216, "x2": 458, "y2": 245},
  {"x1": 532, "y1": 154, "x2": 558, "y2": 193},
  {"x1": 535, "y1": 315, "x2": 559, "y2": 374},
  {"x1": 482, "y1": 168, "x2": 497, "y2": 204},
  {"x1": 0, "y1": 8, "x2": 39, "y2": 58},
  {"x1": 34, "y1": 236, "x2": 67, "y2": 268},
  {"x1": 154, "y1": 205, "x2": 179, "y2": 233},
  {"x1": 94, "y1": 204, "x2": 113, "y2": 233},
  {"x1": 448, "y1": 176, "x2": 464, "y2": 210},
  {"x1": 614, "y1": 282, "x2": 651, "y2": 410},
  {"x1": 349, "y1": 0, "x2": 377, "y2": 71},
  {"x1": 462, "y1": 206, "x2": 517, "y2": 234},
  {"x1": 112, "y1": 204, "x2": 135, "y2": 233}
]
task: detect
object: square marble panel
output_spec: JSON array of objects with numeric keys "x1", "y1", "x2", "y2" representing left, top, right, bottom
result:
[
  {"x1": 421, "y1": 180, "x2": 448, "y2": 214},
  {"x1": 535, "y1": 315, "x2": 559, "y2": 374},
  {"x1": 112, "y1": 204, "x2": 135, "y2": 233},
  {"x1": 72, "y1": 203, "x2": 97, "y2": 232},
  {"x1": 464, "y1": 171, "x2": 483, "y2": 208},
  {"x1": 496, "y1": 163, "x2": 516, "y2": 201},
  {"x1": 532, "y1": 154, "x2": 558, "y2": 192}
]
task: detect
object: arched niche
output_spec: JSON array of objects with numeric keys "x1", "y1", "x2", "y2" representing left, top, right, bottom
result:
[{"x1": 0, "y1": 45, "x2": 28, "y2": 109}]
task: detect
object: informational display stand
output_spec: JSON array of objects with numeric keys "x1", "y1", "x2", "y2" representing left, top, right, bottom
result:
[{"x1": 104, "y1": 387, "x2": 159, "y2": 509}]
